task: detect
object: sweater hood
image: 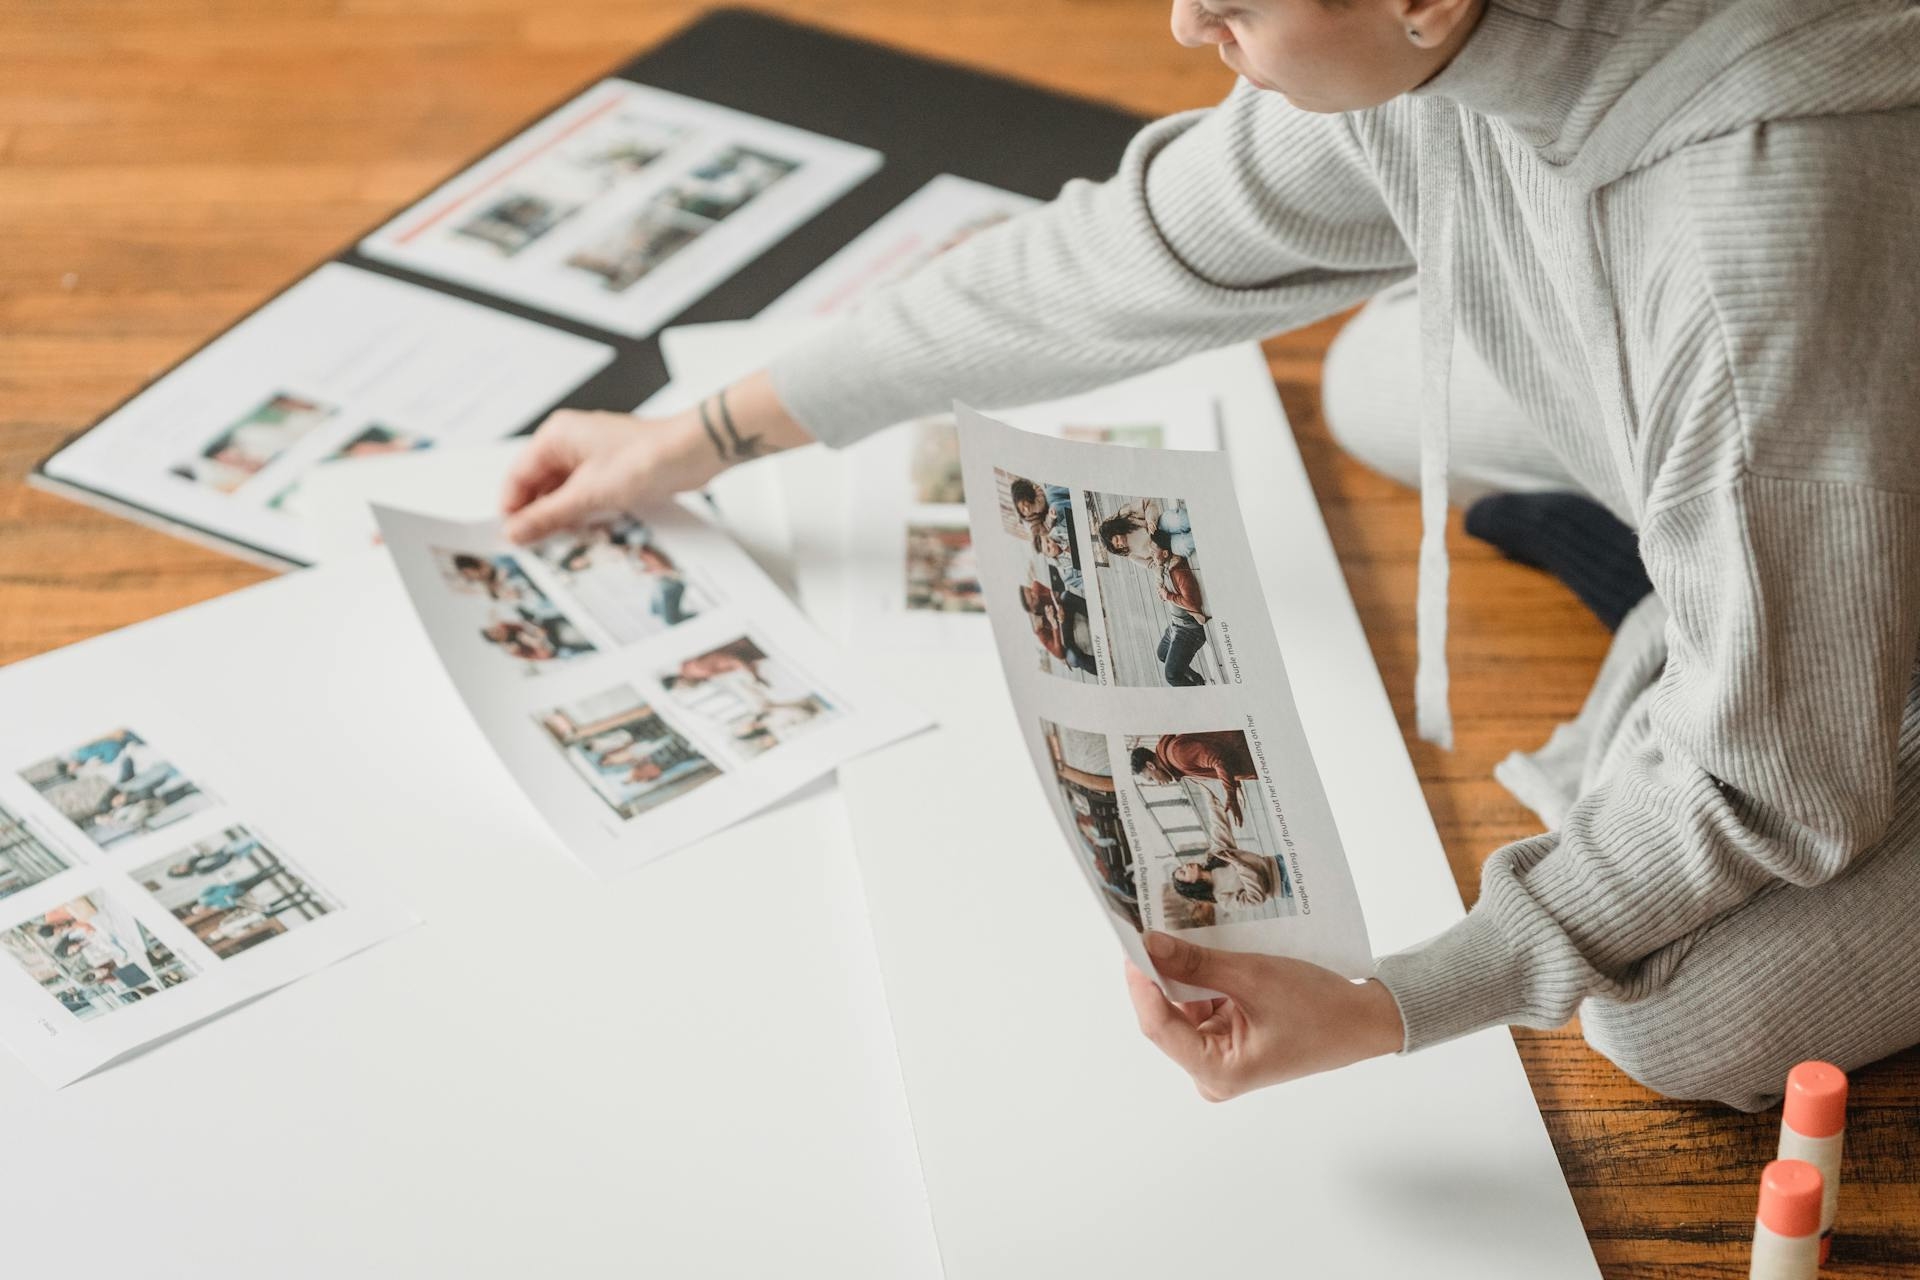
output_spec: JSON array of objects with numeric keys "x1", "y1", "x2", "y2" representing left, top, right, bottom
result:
[{"x1": 1416, "y1": 0, "x2": 1920, "y2": 187}]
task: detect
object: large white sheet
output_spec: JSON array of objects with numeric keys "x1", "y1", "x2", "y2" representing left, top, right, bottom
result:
[
  {"x1": 0, "y1": 556, "x2": 943, "y2": 1275},
  {"x1": 830, "y1": 346, "x2": 1603, "y2": 1277}
]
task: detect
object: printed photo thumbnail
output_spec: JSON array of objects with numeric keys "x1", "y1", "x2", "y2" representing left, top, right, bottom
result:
[
  {"x1": 1125, "y1": 730, "x2": 1296, "y2": 930},
  {"x1": 566, "y1": 205, "x2": 706, "y2": 293},
  {"x1": 171, "y1": 391, "x2": 337, "y2": 494},
  {"x1": 1085, "y1": 491, "x2": 1223, "y2": 688},
  {"x1": 532, "y1": 516, "x2": 708, "y2": 643},
  {"x1": 659, "y1": 635, "x2": 838, "y2": 758},
  {"x1": 909, "y1": 416, "x2": 965, "y2": 506},
  {"x1": 132, "y1": 827, "x2": 337, "y2": 961},
  {"x1": 537, "y1": 684, "x2": 723, "y2": 820},
  {"x1": 20, "y1": 728, "x2": 216, "y2": 850},
  {"x1": 662, "y1": 146, "x2": 799, "y2": 220},
  {"x1": 906, "y1": 522, "x2": 982, "y2": 613},
  {"x1": 1040, "y1": 720, "x2": 1142, "y2": 931},
  {"x1": 1, "y1": 893, "x2": 196, "y2": 1023},
  {"x1": 0, "y1": 802, "x2": 71, "y2": 902},
  {"x1": 431, "y1": 547, "x2": 597, "y2": 673},
  {"x1": 565, "y1": 145, "x2": 800, "y2": 294},
  {"x1": 994, "y1": 469, "x2": 1101, "y2": 682}
]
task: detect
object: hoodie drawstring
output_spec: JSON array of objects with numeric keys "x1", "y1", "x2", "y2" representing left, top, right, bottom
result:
[{"x1": 1414, "y1": 99, "x2": 1464, "y2": 749}]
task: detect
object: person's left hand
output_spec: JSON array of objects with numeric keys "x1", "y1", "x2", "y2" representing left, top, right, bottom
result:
[{"x1": 1124, "y1": 931, "x2": 1405, "y2": 1101}]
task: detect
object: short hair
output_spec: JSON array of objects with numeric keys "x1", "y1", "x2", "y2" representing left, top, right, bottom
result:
[
  {"x1": 1129, "y1": 747, "x2": 1159, "y2": 777},
  {"x1": 452, "y1": 553, "x2": 487, "y2": 574},
  {"x1": 1009, "y1": 479, "x2": 1040, "y2": 509}
]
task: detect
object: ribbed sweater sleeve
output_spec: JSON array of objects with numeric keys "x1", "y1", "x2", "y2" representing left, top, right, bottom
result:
[
  {"x1": 768, "y1": 82, "x2": 1414, "y2": 446},
  {"x1": 1377, "y1": 113, "x2": 1920, "y2": 1049}
]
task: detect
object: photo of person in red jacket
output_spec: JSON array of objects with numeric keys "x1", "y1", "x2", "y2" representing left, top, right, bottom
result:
[{"x1": 1130, "y1": 730, "x2": 1259, "y2": 826}]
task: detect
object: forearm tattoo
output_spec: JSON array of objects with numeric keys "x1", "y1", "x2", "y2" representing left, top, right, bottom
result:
[{"x1": 699, "y1": 389, "x2": 765, "y2": 463}]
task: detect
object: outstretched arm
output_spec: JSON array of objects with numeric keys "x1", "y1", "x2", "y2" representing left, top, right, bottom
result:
[
  {"x1": 504, "y1": 83, "x2": 1410, "y2": 539},
  {"x1": 770, "y1": 81, "x2": 1412, "y2": 446}
]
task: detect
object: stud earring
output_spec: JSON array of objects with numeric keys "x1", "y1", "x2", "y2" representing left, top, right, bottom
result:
[{"x1": 1407, "y1": 26, "x2": 1421, "y2": 41}]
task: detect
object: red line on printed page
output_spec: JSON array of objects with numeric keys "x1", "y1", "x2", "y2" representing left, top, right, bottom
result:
[{"x1": 390, "y1": 90, "x2": 631, "y2": 246}]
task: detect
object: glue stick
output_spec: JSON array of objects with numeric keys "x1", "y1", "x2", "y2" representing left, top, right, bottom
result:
[
  {"x1": 1750, "y1": 1159, "x2": 1823, "y2": 1280},
  {"x1": 1778, "y1": 1060, "x2": 1847, "y2": 1264}
]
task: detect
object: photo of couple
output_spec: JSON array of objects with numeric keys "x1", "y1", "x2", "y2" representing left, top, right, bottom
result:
[
  {"x1": 133, "y1": 826, "x2": 337, "y2": 961},
  {"x1": 532, "y1": 516, "x2": 706, "y2": 643},
  {"x1": 0, "y1": 802, "x2": 70, "y2": 902},
  {"x1": 659, "y1": 635, "x2": 837, "y2": 758},
  {"x1": 1085, "y1": 491, "x2": 1222, "y2": 688},
  {"x1": 433, "y1": 547, "x2": 598, "y2": 673},
  {"x1": 1125, "y1": 730, "x2": 1295, "y2": 930},
  {"x1": 996, "y1": 469, "x2": 1101, "y2": 681},
  {"x1": 537, "y1": 683, "x2": 723, "y2": 820},
  {"x1": 20, "y1": 728, "x2": 215, "y2": 850},
  {"x1": 1041, "y1": 720, "x2": 1142, "y2": 932},
  {"x1": 0, "y1": 893, "x2": 196, "y2": 1023}
]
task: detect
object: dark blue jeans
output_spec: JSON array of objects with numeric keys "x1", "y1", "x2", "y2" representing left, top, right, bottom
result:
[{"x1": 1157, "y1": 613, "x2": 1207, "y2": 686}]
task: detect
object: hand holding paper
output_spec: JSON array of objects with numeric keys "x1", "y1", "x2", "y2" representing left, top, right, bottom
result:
[
  {"x1": 954, "y1": 402, "x2": 1375, "y2": 1000},
  {"x1": 1123, "y1": 934, "x2": 1405, "y2": 1101}
]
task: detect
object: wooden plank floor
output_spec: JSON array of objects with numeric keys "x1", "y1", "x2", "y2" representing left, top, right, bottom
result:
[{"x1": 2, "y1": 2, "x2": 1913, "y2": 1273}]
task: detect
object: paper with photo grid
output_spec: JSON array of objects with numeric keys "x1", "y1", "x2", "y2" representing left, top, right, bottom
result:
[
  {"x1": 359, "y1": 80, "x2": 880, "y2": 338},
  {"x1": 956, "y1": 404, "x2": 1372, "y2": 989},
  {"x1": 0, "y1": 707, "x2": 418, "y2": 1087},
  {"x1": 36, "y1": 264, "x2": 617, "y2": 568},
  {"x1": 373, "y1": 503, "x2": 931, "y2": 876}
]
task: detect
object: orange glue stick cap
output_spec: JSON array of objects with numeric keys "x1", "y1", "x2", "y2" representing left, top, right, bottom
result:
[
  {"x1": 1783, "y1": 1061, "x2": 1847, "y2": 1138},
  {"x1": 1758, "y1": 1160, "x2": 1824, "y2": 1238}
]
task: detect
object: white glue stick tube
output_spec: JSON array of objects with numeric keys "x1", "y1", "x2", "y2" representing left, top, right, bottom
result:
[
  {"x1": 1750, "y1": 1159, "x2": 1823, "y2": 1280},
  {"x1": 1778, "y1": 1059, "x2": 1848, "y2": 1264}
]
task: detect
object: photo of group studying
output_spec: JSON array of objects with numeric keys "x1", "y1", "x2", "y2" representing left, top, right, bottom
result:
[{"x1": 8, "y1": 1, "x2": 1918, "y2": 1274}]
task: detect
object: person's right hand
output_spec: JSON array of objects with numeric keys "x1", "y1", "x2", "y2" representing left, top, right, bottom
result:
[
  {"x1": 500, "y1": 408, "x2": 721, "y2": 546},
  {"x1": 500, "y1": 369, "x2": 817, "y2": 545}
]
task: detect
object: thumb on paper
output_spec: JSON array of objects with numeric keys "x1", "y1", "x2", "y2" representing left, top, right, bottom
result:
[
  {"x1": 503, "y1": 479, "x2": 593, "y2": 546},
  {"x1": 1144, "y1": 930, "x2": 1238, "y2": 994}
]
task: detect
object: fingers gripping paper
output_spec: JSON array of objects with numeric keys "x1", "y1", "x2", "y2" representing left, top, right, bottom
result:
[{"x1": 955, "y1": 404, "x2": 1372, "y2": 984}]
